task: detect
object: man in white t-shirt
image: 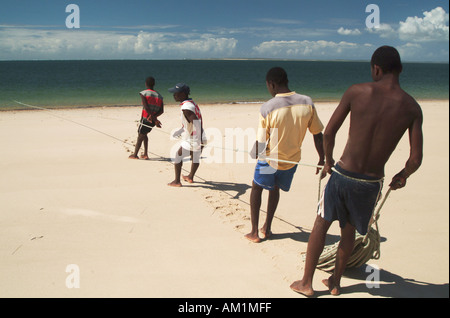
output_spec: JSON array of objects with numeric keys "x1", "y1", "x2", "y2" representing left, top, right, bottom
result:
[{"x1": 168, "y1": 83, "x2": 206, "y2": 187}]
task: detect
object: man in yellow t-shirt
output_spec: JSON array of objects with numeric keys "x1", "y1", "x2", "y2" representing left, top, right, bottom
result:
[{"x1": 245, "y1": 67, "x2": 325, "y2": 243}]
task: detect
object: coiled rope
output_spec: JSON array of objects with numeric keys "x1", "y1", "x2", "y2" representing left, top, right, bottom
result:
[{"x1": 314, "y1": 188, "x2": 392, "y2": 272}]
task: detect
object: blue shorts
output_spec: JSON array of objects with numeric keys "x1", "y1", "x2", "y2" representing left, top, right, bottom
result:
[
  {"x1": 318, "y1": 164, "x2": 383, "y2": 235},
  {"x1": 253, "y1": 161, "x2": 298, "y2": 192}
]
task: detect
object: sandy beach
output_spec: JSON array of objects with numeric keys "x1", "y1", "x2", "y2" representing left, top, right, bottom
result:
[{"x1": 0, "y1": 100, "x2": 448, "y2": 299}]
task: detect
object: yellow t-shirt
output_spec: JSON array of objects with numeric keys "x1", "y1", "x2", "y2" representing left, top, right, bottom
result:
[{"x1": 257, "y1": 92, "x2": 324, "y2": 170}]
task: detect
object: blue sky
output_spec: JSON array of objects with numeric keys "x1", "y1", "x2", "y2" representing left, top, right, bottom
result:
[{"x1": 0, "y1": 0, "x2": 448, "y2": 61}]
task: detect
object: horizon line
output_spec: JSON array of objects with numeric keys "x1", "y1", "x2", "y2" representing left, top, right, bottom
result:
[{"x1": 0, "y1": 58, "x2": 448, "y2": 64}]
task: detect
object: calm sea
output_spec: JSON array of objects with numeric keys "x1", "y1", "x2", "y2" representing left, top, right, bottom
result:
[{"x1": 0, "y1": 60, "x2": 448, "y2": 110}]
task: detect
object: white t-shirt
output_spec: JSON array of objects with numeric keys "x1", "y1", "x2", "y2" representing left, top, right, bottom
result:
[{"x1": 180, "y1": 99, "x2": 207, "y2": 151}]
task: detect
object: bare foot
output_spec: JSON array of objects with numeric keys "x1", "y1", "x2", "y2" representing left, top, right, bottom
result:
[
  {"x1": 260, "y1": 228, "x2": 272, "y2": 240},
  {"x1": 182, "y1": 175, "x2": 194, "y2": 183},
  {"x1": 290, "y1": 280, "x2": 314, "y2": 297},
  {"x1": 140, "y1": 155, "x2": 149, "y2": 160},
  {"x1": 168, "y1": 181, "x2": 182, "y2": 188},
  {"x1": 322, "y1": 276, "x2": 340, "y2": 296},
  {"x1": 128, "y1": 155, "x2": 139, "y2": 159},
  {"x1": 244, "y1": 233, "x2": 262, "y2": 243}
]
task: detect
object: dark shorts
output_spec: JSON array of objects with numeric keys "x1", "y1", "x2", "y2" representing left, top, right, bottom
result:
[
  {"x1": 318, "y1": 164, "x2": 383, "y2": 235},
  {"x1": 253, "y1": 161, "x2": 298, "y2": 192},
  {"x1": 138, "y1": 118, "x2": 155, "y2": 135}
]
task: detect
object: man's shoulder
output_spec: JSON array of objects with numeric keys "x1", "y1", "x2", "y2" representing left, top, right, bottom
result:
[
  {"x1": 401, "y1": 93, "x2": 423, "y2": 118},
  {"x1": 260, "y1": 92, "x2": 314, "y2": 118},
  {"x1": 346, "y1": 82, "x2": 374, "y2": 94},
  {"x1": 181, "y1": 100, "x2": 197, "y2": 111},
  {"x1": 141, "y1": 89, "x2": 163, "y2": 99},
  {"x1": 290, "y1": 92, "x2": 314, "y2": 104},
  {"x1": 271, "y1": 92, "x2": 313, "y2": 106}
]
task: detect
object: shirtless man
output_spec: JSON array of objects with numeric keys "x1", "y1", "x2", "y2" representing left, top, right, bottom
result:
[{"x1": 290, "y1": 46, "x2": 423, "y2": 297}]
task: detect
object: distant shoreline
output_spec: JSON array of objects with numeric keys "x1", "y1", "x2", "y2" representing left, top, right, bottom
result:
[{"x1": 1, "y1": 59, "x2": 449, "y2": 64}]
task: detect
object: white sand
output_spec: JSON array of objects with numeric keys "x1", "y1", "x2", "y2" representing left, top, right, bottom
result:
[{"x1": 0, "y1": 100, "x2": 448, "y2": 298}]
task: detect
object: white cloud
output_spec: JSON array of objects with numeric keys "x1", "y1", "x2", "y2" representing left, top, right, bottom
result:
[
  {"x1": 398, "y1": 6, "x2": 449, "y2": 42},
  {"x1": 1, "y1": 6, "x2": 448, "y2": 62},
  {"x1": 396, "y1": 42, "x2": 450, "y2": 62},
  {"x1": 364, "y1": 7, "x2": 449, "y2": 42},
  {"x1": 130, "y1": 32, "x2": 237, "y2": 57},
  {"x1": 0, "y1": 27, "x2": 238, "y2": 59},
  {"x1": 337, "y1": 27, "x2": 361, "y2": 36},
  {"x1": 252, "y1": 40, "x2": 370, "y2": 59},
  {"x1": 366, "y1": 23, "x2": 397, "y2": 38}
]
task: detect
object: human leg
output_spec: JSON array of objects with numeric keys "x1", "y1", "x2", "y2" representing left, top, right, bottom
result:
[
  {"x1": 140, "y1": 134, "x2": 149, "y2": 159},
  {"x1": 261, "y1": 187, "x2": 280, "y2": 239},
  {"x1": 129, "y1": 133, "x2": 146, "y2": 159},
  {"x1": 182, "y1": 162, "x2": 199, "y2": 183},
  {"x1": 130, "y1": 118, "x2": 153, "y2": 159},
  {"x1": 182, "y1": 148, "x2": 202, "y2": 183},
  {"x1": 261, "y1": 165, "x2": 296, "y2": 239},
  {"x1": 290, "y1": 215, "x2": 332, "y2": 297},
  {"x1": 244, "y1": 182, "x2": 264, "y2": 243},
  {"x1": 323, "y1": 222, "x2": 355, "y2": 296},
  {"x1": 168, "y1": 147, "x2": 184, "y2": 187}
]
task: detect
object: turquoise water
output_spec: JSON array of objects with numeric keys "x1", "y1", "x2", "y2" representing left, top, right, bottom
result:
[{"x1": 0, "y1": 60, "x2": 448, "y2": 110}]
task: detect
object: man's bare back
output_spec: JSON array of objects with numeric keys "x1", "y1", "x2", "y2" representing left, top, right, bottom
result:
[
  {"x1": 291, "y1": 46, "x2": 424, "y2": 298},
  {"x1": 324, "y1": 73, "x2": 423, "y2": 182}
]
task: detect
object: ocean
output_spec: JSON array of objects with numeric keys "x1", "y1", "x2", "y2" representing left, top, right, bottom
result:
[{"x1": 0, "y1": 60, "x2": 448, "y2": 110}]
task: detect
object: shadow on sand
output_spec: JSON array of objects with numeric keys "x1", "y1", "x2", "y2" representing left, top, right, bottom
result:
[{"x1": 334, "y1": 265, "x2": 449, "y2": 298}]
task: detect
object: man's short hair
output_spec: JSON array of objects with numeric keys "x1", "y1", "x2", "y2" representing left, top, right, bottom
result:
[
  {"x1": 146, "y1": 76, "x2": 155, "y2": 88},
  {"x1": 266, "y1": 67, "x2": 289, "y2": 85},
  {"x1": 371, "y1": 46, "x2": 403, "y2": 74}
]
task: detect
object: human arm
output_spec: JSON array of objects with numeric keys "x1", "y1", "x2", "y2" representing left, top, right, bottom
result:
[
  {"x1": 172, "y1": 127, "x2": 184, "y2": 138},
  {"x1": 321, "y1": 89, "x2": 352, "y2": 178},
  {"x1": 182, "y1": 109, "x2": 203, "y2": 143},
  {"x1": 389, "y1": 108, "x2": 423, "y2": 190},
  {"x1": 182, "y1": 109, "x2": 197, "y2": 124},
  {"x1": 141, "y1": 94, "x2": 162, "y2": 128},
  {"x1": 250, "y1": 141, "x2": 268, "y2": 160},
  {"x1": 152, "y1": 103, "x2": 164, "y2": 128},
  {"x1": 313, "y1": 132, "x2": 325, "y2": 174},
  {"x1": 155, "y1": 102, "x2": 164, "y2": 118},
  {"x1": 250, "y1": 114, "x2": 269, "y2": 160},
  {"x1": 141, "y1": 94, "x2": 152, "y2": 118}
]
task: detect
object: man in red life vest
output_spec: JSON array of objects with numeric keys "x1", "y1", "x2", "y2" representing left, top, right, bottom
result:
[{"x1": 129, "y1": 77, "x2": 164, "y2": 160}]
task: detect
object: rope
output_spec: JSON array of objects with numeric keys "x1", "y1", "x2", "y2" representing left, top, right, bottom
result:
[
  {"x1": 13, "y1": 101, "x2": 394, "y2": 269},
  {"x1": 314, "y1": 188, "x2": 392, "y2": 272},
  {"x1": 13, "y1": 101, "x2": 328, "y2": 171},
  {"x1": 316, "y1": 226, "x2": 381, "y2": 272},
  {"x1": 13, "y1": 101, "x2": 136, "y2": 148},
  {"x1": 12, "y1": 100, "x2": 328, "y2": 240},
  {"x1": 13, "y1": 100, "x2": 327, "y2": 176},
  {"x1": 133, "y1": 112, "x2": 326, "y2": 171},
  {"x1": 331, "y1": 167, "x2": 384, "y2": 183}
]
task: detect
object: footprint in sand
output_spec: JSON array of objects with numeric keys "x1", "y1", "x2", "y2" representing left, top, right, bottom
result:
[{"x1": 202, "y1": 190, "x2": 250, "y2": 235}]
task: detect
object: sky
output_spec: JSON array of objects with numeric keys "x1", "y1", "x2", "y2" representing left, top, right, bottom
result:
[{"x1": 0, "y1": 0, "x2": 448, "y2": 62}]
